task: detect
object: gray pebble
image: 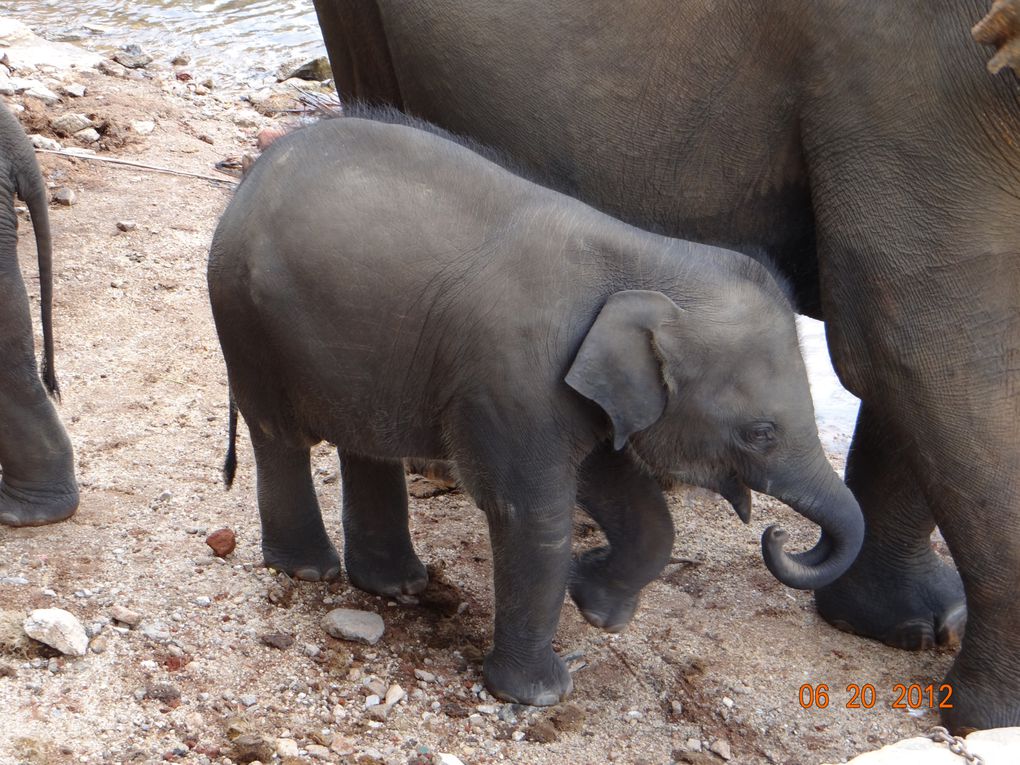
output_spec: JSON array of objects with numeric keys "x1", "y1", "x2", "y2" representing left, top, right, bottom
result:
[{"x1": 321, "y1": 608, "x2": 384, "y2": 645}]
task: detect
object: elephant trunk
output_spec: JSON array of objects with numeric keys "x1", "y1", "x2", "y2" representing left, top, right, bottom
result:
[
  {"x1": 18, "y1": 155, "x2": 57, "y2": 398},
  {"x1": 759, "y1": 452, "x2": 864, "y2": 591}
]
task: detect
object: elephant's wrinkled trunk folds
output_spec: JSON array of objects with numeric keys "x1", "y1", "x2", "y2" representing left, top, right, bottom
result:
[{"x1": 760, "y1": 454, "x2": 864, "y2": 591}]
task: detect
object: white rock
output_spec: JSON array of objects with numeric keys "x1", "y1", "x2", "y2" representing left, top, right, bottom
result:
[
  {"x1": 710, "y1": 739, "x2": 732, "y2": 761},
  {"x1": 321, "y1": 608, "x2": 384, "y2": 645},
  {"x1": 384, "y1": 684, "x2": 405, "y2": 706},
  {"x1": 23, "y1": 85, "x2": 61, "y2": 105},
  {"x1": 439, "y1": 755, "x2": 466, "y2": 765},
  {"x1": 131, "y1": 119, "x2": 155, "y2": 135},
  {"x1": 414, "y1": 668, "x2": 436, "y2": 683},
  {"x1": 365, "y1": 694, "x2": 380, "y2": 708},
  {"x1": 231, "y1": 108, "x2": 263, "y2": 128},
  {"x1": 29, "y1": 134, "x2": 62, "y2": 152},
  {"x1": 109, "y1": 605, "x2": 142, "y2": 627},
  {"x1": 62, "y1": 83, "x2": 86, "y2": 98},
  {"x1": 73, "y1": 128, "x2": 100, "y2": 143},
  {"x1": 276, "y1": 738, "x2": 299, "y2": 758},
  {"x1": 51, "y1": 113, "x2": 93, "y2": 134},
  {"x1": 0, "y1": 19, "x2": 103, "y2": 70},
  {"x1": 828, "y1": 726, "x2": 1020, "y2": 765},
  {"x1": 23, "y1": 608, "x2": 88, "y2": 656}
]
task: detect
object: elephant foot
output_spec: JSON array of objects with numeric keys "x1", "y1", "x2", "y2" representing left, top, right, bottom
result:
[
  {"x1": 973, "y1": 0, "x2": 1020, "y2": 77},
  {"x1": 345, "y1": 547, "x2": 428, "y2": 597},
  {"x1": 568, "y1": 547, "x2": 641, "y2": 633},
  {"x1": 815, "y1": 550, "x2": 965, "y2": 650},
  {"x1": 0, "y1": 479, "x2": 79, "y2": 527},
  {"x1": 263, "y1": 541, "x2": 342, "y2": 582},
  {"x1": 940, "y1": 662, "x2": 1020, "y2": 735},
  {"x1": 483, "y1": 646, "x2": 573, "y2": 706}
]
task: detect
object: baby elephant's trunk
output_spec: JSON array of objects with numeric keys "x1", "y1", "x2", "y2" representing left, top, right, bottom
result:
[{"x1": 759, "y1": 452, "x2": 865, "y2": 591}]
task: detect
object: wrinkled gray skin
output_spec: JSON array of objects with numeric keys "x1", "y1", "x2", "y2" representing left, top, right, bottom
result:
[
  {"x1": 0, "y1": 100, "x2": 77, "y2": 527},
  {"x1": 208, "y1": 115, "x2": 863, "y2": 706},
  {"x1": 312, "y1": 0, "x2": 1020, "y2": 731}
]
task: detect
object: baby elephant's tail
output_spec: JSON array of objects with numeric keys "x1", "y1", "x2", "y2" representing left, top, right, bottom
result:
[{"x1": 223, "y1": 392, "x2": 238, "y2": 489}]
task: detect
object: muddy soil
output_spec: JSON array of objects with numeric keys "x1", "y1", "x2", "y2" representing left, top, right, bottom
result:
[{"x1": 0, "y1": 65, "x2": 958, "y2": 765}]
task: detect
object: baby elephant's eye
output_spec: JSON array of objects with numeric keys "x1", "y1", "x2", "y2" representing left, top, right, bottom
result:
[{"x1": 741, "y1": 422, "x2": 777, "y2": 447}]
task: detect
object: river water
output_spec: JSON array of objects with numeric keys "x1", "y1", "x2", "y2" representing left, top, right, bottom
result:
[
  {"x1": 7, "y1": 2, "x2": 860, "y2": 456},
  {"x1": 4, "y1": 0, "x2": 325, "y2": 86}
]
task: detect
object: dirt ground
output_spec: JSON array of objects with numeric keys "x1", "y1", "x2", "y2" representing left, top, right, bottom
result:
[{"x1": 0, "y1": 64, "x2": 960, "y2": 765}]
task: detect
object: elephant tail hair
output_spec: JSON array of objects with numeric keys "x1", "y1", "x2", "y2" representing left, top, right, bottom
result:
[{"x1": 223, "y1": 392, "x2": 238, "y2": 489}]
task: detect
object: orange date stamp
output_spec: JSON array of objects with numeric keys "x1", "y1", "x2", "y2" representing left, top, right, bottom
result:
[{"x1": 798, "y1": 683, "x2": 954, "y2": 710}]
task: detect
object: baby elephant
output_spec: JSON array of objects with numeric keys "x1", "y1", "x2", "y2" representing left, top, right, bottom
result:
[{"x1": 208, "y1": 111, "x2": 863, "y2": 706}]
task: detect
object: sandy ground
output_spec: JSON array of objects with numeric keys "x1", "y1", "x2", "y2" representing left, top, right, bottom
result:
[{"x1": 0, "y1": 61, "x2": 961, "y2": 765}]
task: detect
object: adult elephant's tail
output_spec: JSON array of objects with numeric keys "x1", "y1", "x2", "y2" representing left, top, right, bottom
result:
[
  {"x1": 17, "y1": 146, "x2": 58, "y2": 398},
  {"x1": 223, "y1": 392, "x2": 238, "y2": 489}
]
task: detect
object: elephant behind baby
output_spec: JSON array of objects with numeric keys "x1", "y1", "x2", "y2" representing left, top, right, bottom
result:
[{"x1": 0, "y1": 99, "x2": 77, "y2": 526}]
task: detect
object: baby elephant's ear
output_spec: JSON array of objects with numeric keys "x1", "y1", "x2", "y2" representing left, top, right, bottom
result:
[{"x1": 566, "y1": 290, "x2": 682, "y2": 450}]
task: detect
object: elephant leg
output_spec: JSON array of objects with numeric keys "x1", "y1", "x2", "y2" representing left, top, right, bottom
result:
[
  {"x1": 0, "y1": 263, "x2": 76, "y2": 527},
  {"x1": 815, "y1": 404, "x2": 966, "y2": 649},
  {"x1": 250, "y1": 431, "x2": 340, "y2": 581},
  {"x1": 569, "y1": 444, "x2": 674, "y2": 633},
  {"x1": 340, "y1": 451, "x2": 428, "y2": 596}
]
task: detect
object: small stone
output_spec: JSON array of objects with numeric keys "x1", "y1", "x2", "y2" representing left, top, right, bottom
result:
[
  {"x1": 276, "y1": 738, "x2": 298, "y2": 758},
  {"x1": 239, "y1": 694, "x2": 257, "y2": 707},
  {"x1": 52, "y1": 187, "x2": 77, "y2": 206},
  {"x1": 23, "y1": 608, "x2": 88, "y2": 656},
  {"x1": 671, "y1": 699, "x2": 684, "y2": 717},
  {"x1": 414, "y1": 668, "x2": 436, "y2": 683},
  {"x1": 73, "y1": 128, "x2": 100, "y2": 143},
  {"x1": 305, "y1": 744, "x2": 330, "y2": 760},
  {"x1": 51, "y1": 113, "x2": 94, "y2": 135},
  {"x1": 113, "y1": 46, "x2": 153, "y2": 69},
  {"x1": 62, "y1": 83, "x2": 86, "y2": 98},
  {"x1": 90, "y1": 635, "x2": 109, "y2": 654},
  {"x1": 525, "y1": 719, "x2": 559, "y2": 743},
  {"x1": 709, "y1": 739, "x2": 732, "y2": 761},
  {"x1": 145, "y1": 683, "x2": 182, "y2": 706},
  {"x1": 141, "y1": 623, "x2": 172, "y2": 643},
  {"x1": 194, "y1": 596, "x2": 211, "y2": 607},
  {"x1": 0, "y1": 576, "x2": 28, "y2": 585},
  {"x1": 205, "y1": 528, "x2": 236, "y2": 557},
  {"x1": 97, "y1": 59, "x2": 130, "y2": 78},
  {"x1": 722, "y1": 696, "x2": 734, "y2": 708},
  {"x1": 259, "y1": 632, "x2": 294, "y2": 650},
  {"x1": 23, "y1": 84, "x2": 60, "y2": 104},
  {"x1": 384, "y1": 684, "x2": 405, "y2": 706},
  {"x1": 277, "y1": 56, "x2": 332, "y2": 82},
  {"x1": 365, "y1": 694, "x2": 380, "y2": 708},
  {"x1": 171, "y1": 54, "x2": 190, "y2": 66},
  {"x1": 322, "y1": 608, "x2": 384, "y2": 645},
  {"x1": 131, "y1": 120, "x2": 155, "y2": 135},
  {"x1": 29, "y1": 134, "x2": 62, "y2": 151},
  {"x1": 301, "y1": 643, "x2": 320, "y2": 659},
  {"x1": 330, "y1": 736, "x2": 355, "y2": 756},
  {"x1": 366, "y1": 703, "x2": 390, "y2": 722},
  {"x1": 511, "y1": 732, "x2": 525, "y2": 742}
]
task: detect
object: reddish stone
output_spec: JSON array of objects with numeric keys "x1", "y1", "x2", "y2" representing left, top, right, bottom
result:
[{"x1": 205, "y1": 528, "x2": 236, "y2": 557}]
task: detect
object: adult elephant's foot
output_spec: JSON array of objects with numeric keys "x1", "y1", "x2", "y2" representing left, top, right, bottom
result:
[
  {"x1": 815, "y1": 549, "x2": 966, "y2": 649},
  {"x1": 484, "y1": 646, "x2": 573, "y2": 706},
  {"x1": 0, "y1": 477, "x2": 78, "y2": 527},
  {"x1": 263, "y1": 541, "x2": 341, "y2": 582},
  {"x1": 568, "y1": 547, "x2": 641, "y2": 633},
  {"x1": 940, "y1": 642, "x2": 1020, "y2": 734},
  {"x1": 344, "y1": 546, "x2": 428, "y2": 597}
]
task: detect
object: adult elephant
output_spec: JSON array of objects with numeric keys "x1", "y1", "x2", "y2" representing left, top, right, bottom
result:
[
  {"x1": 0, "y1": 100, "x2": 78, "y2": 527},
  {"x1": 312, "y1": 0, "x2": 1020, "y2": 732}
]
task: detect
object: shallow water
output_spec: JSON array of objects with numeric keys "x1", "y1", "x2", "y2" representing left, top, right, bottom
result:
[
  {"x1": 7, "y1": 3, "x2": 861, "y2": 454},
  {"x1": 4, "y1": 0, "x2": 325, "y2": 86}
]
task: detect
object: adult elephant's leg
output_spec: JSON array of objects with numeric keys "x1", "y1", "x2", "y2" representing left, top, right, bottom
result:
[
  {"x1": 339, "y1": 451, "x2": 427, "y2": 596},
  {"x1": 250, "y1": 430, "x2": 339, "y2": 581},
  {"x1": 0, "y1": 247, "x2": 77, "y2": 527},
  {"x1": 815, "y1": 404, "x2": 965, "y2": 649},
  {"x1": 569, "y1": 445, "x2": 674, "y2": 632}
]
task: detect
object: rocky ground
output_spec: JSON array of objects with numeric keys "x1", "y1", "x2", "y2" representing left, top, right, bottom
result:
[{"x1": 0, "y1": 26, "x2": 968, "y2": 765}]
